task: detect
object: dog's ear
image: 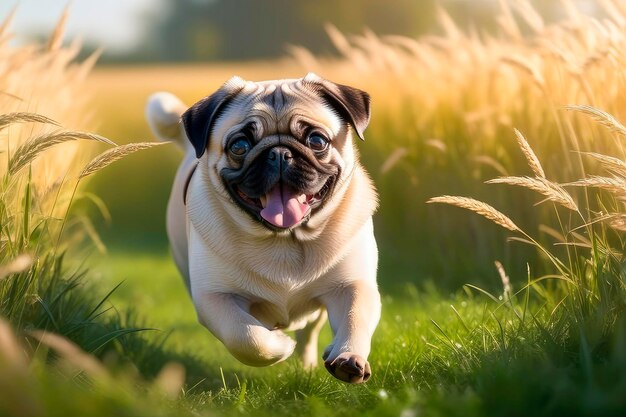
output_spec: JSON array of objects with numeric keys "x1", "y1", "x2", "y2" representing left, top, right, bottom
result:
[
  {"x1": 303, "y1": 72, "x2": 371, "y2": 141},
  {"x1": 182, "y1": 76, "x2": 246, "y2": 158}
]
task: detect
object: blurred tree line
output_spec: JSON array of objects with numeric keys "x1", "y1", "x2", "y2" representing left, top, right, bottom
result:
[{"x1": 115, "y1": 0, "x2": 508, "y2": 62}]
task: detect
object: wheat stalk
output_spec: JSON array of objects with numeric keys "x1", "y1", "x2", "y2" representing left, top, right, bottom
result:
[
  {"x1": 427, "y1": 195, "x2": 520, "y2": 232},
  {"x1": 539, "y1": 224, "x2": 566, "y2": 243},
  {"x1": 46, "y1": 6, "x2": 69, "y2": 52},
  {"x1": 565, "y1": 175, "x2": 626, "y2": 195},
  {"x1": 0, "y1": 254, "x2": 33, "y2": 280},
  {"x1": 487, "y1": 176, "x2": 578, "y2": 211},
  {"x1": 501, "y1": 56, "x2": 545, "y2": 89},
  {"x1": 380, "y1": 147, "x2": 408, "y2": 174},
  {"x1": 513, "y1": 129, "x2": 546, "y2": 178},
  {"x1": 436, "y1": 5, "x2": 463, "y2": 41},
  {"x1": 29, "y1": 330, "x2": 108, "y2": 379},
  {"x1": 511, "y1": 0, "x2": 544, "y2": 33},
  {"x1": 0, "y1": 112, "x2": 59, "y2": 131},
  {"x1": 0, "y1": 318, "x2": 27, "y2": 369},
  {"x1": 494, "y1": 260, "x2": 512, "y2": 297},
  {"x1": 495, "y1": 0, "x2": 522, "y2": 39},
  {"x1": 565, "y1": 104, "x2": 626, "y2": 138},
  {"x1": 578, "y1": 151, "x2": 626, "y2": 178},
  {"x1": 607, "y1": 214, "x2": 626, "y2": 232},
  {"x1": 0, "y1": 6, "x2": 16, "y2": 38},
  {"x1": 473, "y1": 155, "x2": 509, "y2": 176},
  {"x1": 8, "y1": 131, "x2": 116, "y2": 176},
  {"x1": 325, "y1": 24, "x2": 353, "y2": 57},
  {"x1": 79, "y1": 142, "x2": 169, "y2": 179},
  {"x1": 155, "y1": 363, "x2": 186, "y2": 399}
]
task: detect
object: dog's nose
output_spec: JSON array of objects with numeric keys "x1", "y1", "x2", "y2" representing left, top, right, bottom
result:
[{"x1": 268, "y1": 147, "x2": 293, "y2": 172}]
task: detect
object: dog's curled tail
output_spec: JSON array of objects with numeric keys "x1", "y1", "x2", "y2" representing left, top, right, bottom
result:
[{"x1": 145, "y1": 92, "x2": 188, "y2": 147}]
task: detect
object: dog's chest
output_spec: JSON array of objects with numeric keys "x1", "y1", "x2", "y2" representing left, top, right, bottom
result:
[
  {"x1": 238, "y1": 237, "x2": 315, "y2": 284},
  {"x1": 231, "y1": 240, "x2": 329, "y2": 328}
]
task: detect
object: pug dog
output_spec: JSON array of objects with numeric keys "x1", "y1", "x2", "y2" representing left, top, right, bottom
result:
[{"x1": 145, "y1": 73, "x2": 380, "y2": 383}]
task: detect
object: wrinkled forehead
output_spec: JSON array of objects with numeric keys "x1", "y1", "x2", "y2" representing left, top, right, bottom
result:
[{"x1": 215, "y1": 78, "x2": 343, "y2": 139}]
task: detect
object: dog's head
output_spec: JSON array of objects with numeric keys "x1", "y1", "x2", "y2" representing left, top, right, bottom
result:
[{"x1": 182, "y1": 73, "x2": 370, "y2": 231}]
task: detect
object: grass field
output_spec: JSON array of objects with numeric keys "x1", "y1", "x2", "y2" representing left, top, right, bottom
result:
[
  {"x1": 2, "y1": 2, "x2": 626, "y2": 416},
  {"x1": 87, "y1": 249, "x2": 626, "y2": 416}
]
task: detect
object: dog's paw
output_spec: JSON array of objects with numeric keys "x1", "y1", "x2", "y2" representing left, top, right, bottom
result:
[{"x1": 324, "y1": 352, "x2": 371, "y2": 384}]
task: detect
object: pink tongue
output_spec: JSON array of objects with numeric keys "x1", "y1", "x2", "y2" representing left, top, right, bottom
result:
[{"x1": 260, "y1": 184, "x2": 309, "y2": 228}]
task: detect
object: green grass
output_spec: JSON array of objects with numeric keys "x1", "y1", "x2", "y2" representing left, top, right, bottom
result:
[{"x1": 78, "y1": 248, "x2": 625, "y2": 417}]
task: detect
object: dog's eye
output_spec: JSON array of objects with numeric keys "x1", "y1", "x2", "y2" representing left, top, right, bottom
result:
[
  {"x1": 307, "y1": 133, "x2": 329, "y2": 152},
  {"x1": 229, "y1": 138, "x2": 251, "y2": 156}
]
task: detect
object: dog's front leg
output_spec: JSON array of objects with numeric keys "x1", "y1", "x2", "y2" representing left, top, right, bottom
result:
[
  {"x1": 187, "y1": 226, "x2": 296, "y2": 366},
  {"x1": 321, "y1": 281, "x2": 381, "y2": 383},
  {"x1": 192, "y1": 291, "x2": 296, "y2": 366}
]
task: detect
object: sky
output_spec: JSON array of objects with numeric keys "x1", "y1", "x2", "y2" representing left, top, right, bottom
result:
[{"x1": 0, "y1": 0, "x2": 161, "y2": 53}]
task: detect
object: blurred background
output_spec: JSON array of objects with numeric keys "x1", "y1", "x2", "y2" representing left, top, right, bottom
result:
[
  {"x1": 0, "y1": 0, "x2": 607, "y2": 292},
  {"x1": 3, "y1": 0, "x2": 595, "y2": 63}
]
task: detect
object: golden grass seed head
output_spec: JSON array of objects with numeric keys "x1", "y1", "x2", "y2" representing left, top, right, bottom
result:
[
  {"x1": 0, "y1": 112, "x2": 59, "y2": 131},
  {"x1": 565, "y1": 175, "x2": 626, "y2": 197},
  {"x1": 79, "y1": 142, "x2": 169, "y2": 179},
  {"x1": 8, "y1": 131, "x2": 115, "y2": 177},
  {"x1": 0, "y1": 12, "x2": 97, "y2": 190},
  {"x1": 0, "y1": 318, "x2": 27, "y2": 369},
  {"x1": 380, "y1": 147, "x2": 408, "y2": 174},
  {"x1": 427, "y1": 195, "x2": 520, "y2": 232},
  {"x1": 473, "y1": 155, "x2": 509, "y2": 177},
  {"x1": 513, "y1": 129, "x2": 546, "y2": 178},
  {"x1": 494, "y1": 260, "x2": 512, "y2": 297},
  {"x1": 486, "y1": 176, "x2": 578, "y2": 211},
  {"x1": 565, "y1": 105, "x2": 626, "y2": 138},
  {"x1": 29, "y1": 330, "x2": 108, "y2": 379},
  {"x1": 579, "y1": 151, "x2": 626, "y2": 178},
  {"x1": 607, "y1": 214, "x2": 626, "y2": 232},
  {"x1": 0, "y1": 254, "x2": 33, "y2": 280},
  {"x1": 45, "y1": 6, "x2": 69, "y2": 52}
]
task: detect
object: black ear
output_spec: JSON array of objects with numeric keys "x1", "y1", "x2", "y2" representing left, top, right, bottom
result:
[
  {"x1": 303, "y1": 73, "x2": 371, "y2": 140},
  {"x1": 182, "y1": 76, "x2": 246, "y2": 158}
]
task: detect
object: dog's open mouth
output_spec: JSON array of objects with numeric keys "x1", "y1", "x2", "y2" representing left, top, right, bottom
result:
[{"x1": 234, "y1": 181, "x2": 329, "y2": 229}]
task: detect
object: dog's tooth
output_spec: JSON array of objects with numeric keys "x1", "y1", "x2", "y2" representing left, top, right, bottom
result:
[{"x1": 260, "y1": 195, "x2": 267, "y2": 208}]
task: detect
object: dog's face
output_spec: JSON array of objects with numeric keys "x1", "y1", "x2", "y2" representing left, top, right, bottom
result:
[{"x1": 182, "y1": 73, "x2": 370, "y2": 231}]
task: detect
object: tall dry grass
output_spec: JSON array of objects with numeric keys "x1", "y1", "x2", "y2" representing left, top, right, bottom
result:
[
  {"x1": 0, "y1": 10, "x2": 98, "y2": 191},
  {"x1": 302, "y1": 0, "x2": 626, "y2": 166},
  {"x1": 288, "y1": 0, "x2": 626, "y2": 286},
  {"x1": 0, "y1": 9, "x2": 104, "y2": 264},
  {"x1": 0, "y1": 8, "x2": 167, "y2": 381},
  {"x1": 429, "y1": 105, "x2": 626, "y2": 361},
  {"x1": 0, "y1": 10, "x2": 165, "y2": 260}
]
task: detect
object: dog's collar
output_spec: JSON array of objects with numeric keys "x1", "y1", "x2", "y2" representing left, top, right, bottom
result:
[{"x1": 183, "y1": 161, "x2": 199, "y2": 205}]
